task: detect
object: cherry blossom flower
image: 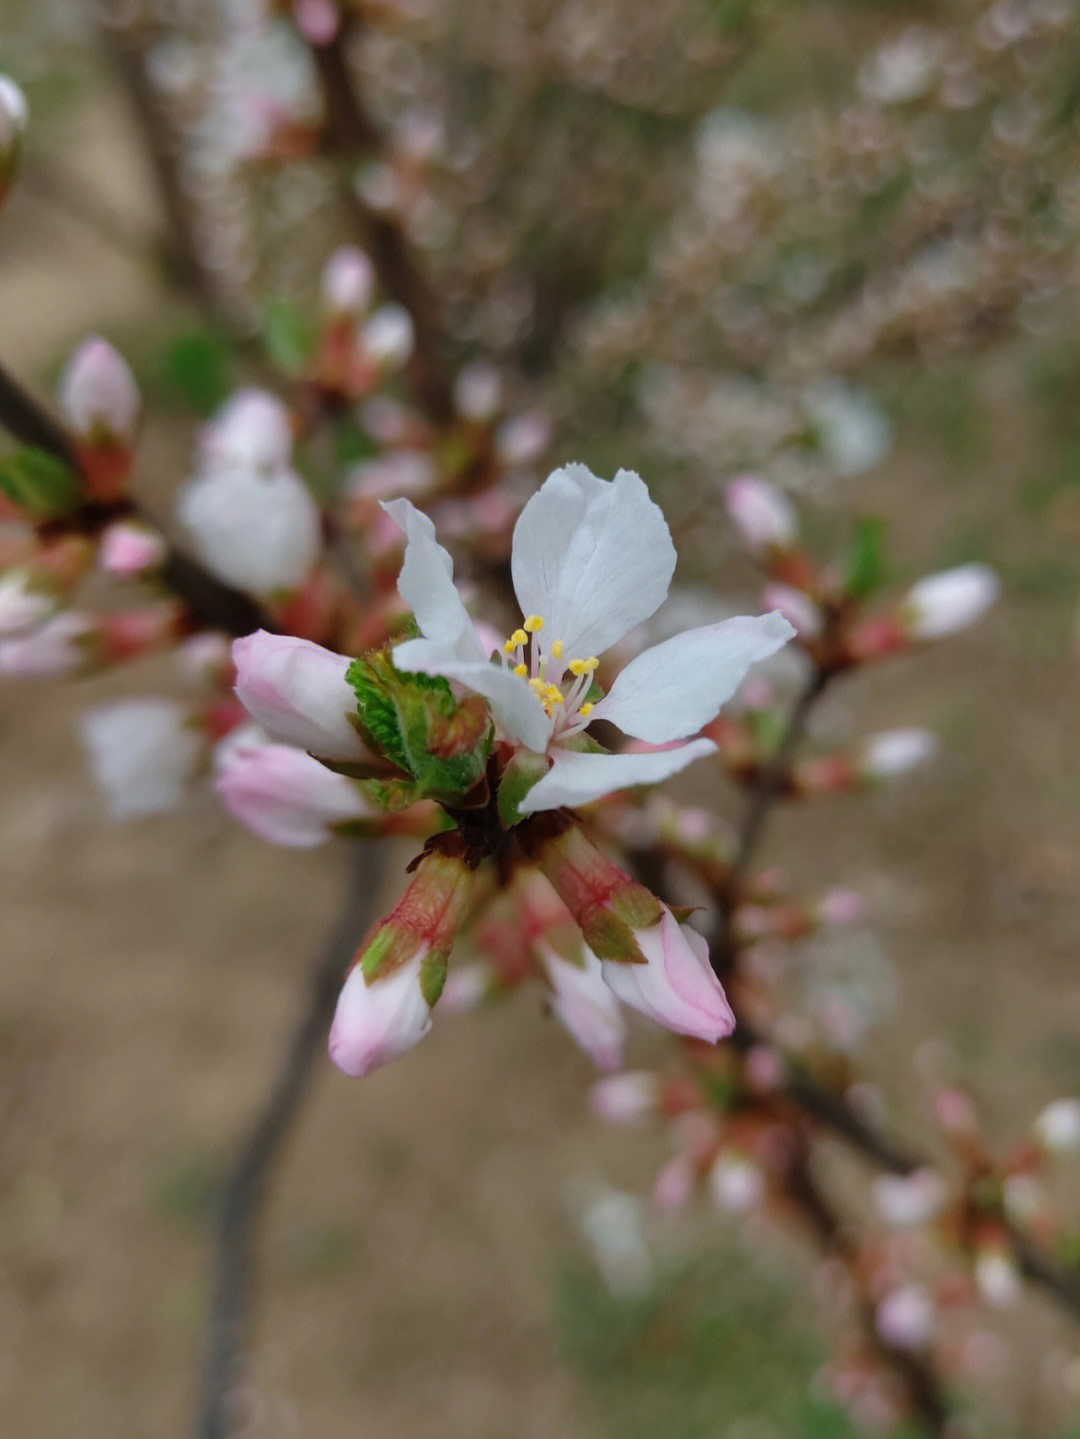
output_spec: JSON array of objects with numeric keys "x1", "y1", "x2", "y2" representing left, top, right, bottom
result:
[{"x1": 386, "y1": 463, "x2": 793, "y2": 813}]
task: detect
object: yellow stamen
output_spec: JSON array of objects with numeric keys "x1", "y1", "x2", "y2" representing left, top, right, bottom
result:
[
  {"x1": 580, "y1": 701, "x2": 594, "y2": 718},
  {"x1": 528, "y1": 677, "x2": 546, "y2": 694},
  {"x1": 545, "y1": 685, "x2": 565, "y2": 706},
  {"x1": 513, "y1": 662, "x2": 528, "y2": 677},
  {"x1": 551, "y1": 640, "x2": 564, "y2": 659},
  {"x1": 505, "y1": 628, "x2": 528, "y2": 651},
  {"x1": 569, "y1": 656, "x2": 599, "y2": 677},
  {"x1": 524, "y1": 615, "x2": 545, "y2": 633}
]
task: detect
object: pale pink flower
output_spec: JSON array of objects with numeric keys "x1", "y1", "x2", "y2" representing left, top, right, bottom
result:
[
  {"x1": 198, "y1": 389, "x2": 294, "y2": 473},
  {"x1": 709, "y1": 1151, "x2": 766, "y2": 1214},
  {"x1": 536, "y1": 940, "x2": 626, "y2": 1070},
  {"x1": 321, "y1": 246, "x2": 374, "y2": 319},
  {"x1": 330, "y1": 953, "x2": 435, "y2": 1077},
  {"x1": 875, "y1": 1285, "x2": 935, "y2": 1350},
  {"x1": 725, "y1": 474, "x2": 797, "y2": 553},
  {"x1": 1035, "y1": 1098, "x2": 1080, "y2": 1153},
  {"x1": 0, "y1": 611, "x2": 95, "y2": 675},
  {"x1": 59, "y1": 338, "x2": 140, "y2": 446},
  {"x1": 872, "y1": 1168, "x2": 947, "y2": 1228},
  {"x1": 215, "y1": 737, "x2": 373, "y2": 846},
  {"x1": 601, "y1": 914, "x2": 735, "y2": 1043},
  {"x1": 99, "y1": 521, "x2": 167, "y2": 578},
  {"x1": 232, "y1": 631, "x2": 371, "y2": 763}
]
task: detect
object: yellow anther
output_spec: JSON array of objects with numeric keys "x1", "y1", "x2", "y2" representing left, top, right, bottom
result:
[
  {"x1": 569, "y1": 656, "x2": 599, "y2": 677},
  {"x1": 505, "y1": 629, "x2": 528, "y2": 651},
  {"x1": 524, "y1": 615, "x2": 545, "y2": 633},
  {"x1": 528, "y1": 677, "x2": 546, "y2": 694},
  {"x1": 545, "y1": 685, "x2": 565, "y2": 706},
  {"x1": 569, "y1": 658, "x2": 587, "y2": 676},
  {"x1": 583, "y1": 656, "x2": 599, "y2": 673},
  {"x1": 513, "y1": 662, "x2": 528, "y2": 677},
  {"x1": 551, "y1": 639, "x2": 564, "y2": 659},
  {"x1": 580, "y1": 701, "x2": 594, "y2": 718}
]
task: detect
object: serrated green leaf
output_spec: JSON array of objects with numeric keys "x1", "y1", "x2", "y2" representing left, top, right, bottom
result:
[
  {"x1": 346, "y1": 650, "x2": 493, "y2": 806},
  {"x1": 0, "y1": 446, "x2": 80, "y2": 518},
  {"x1": 845, "y1": 516, "x2": 888, "y2": 599}
]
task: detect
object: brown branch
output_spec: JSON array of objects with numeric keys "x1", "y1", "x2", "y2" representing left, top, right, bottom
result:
[
  {"x1": 789, "y1": 1142, "x2": 950, "y2": 1434},
  {"x1": 195, "y1": 845, "x2": 381, "y2": 1439},
  {"x1": 309, "y1": 20, "x2": 457, "y2": 425},
  {"x1": 0, "y1": 356, "x2": 273, "y2": 638}
]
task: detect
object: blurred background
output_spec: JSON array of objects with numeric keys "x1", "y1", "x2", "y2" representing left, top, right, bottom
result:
[{"x1": 4, "y1": 1, "x2": 1080, "y2": 1435}]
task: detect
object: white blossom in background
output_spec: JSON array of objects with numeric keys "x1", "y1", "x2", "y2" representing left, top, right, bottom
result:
[
  {"x1": 80, "y1": 699, "x2": 203, "y2": 817},
  {"x1": 198, "y1": 389, "x2": 294, "y2": 473},
  {"x1": 590, "y1": 1071, "x2": 659, "y2": 1123},
  {"x1": 0, "y1": 570, "x2": 57, "y2": 638},
  {"x1": 177, "y1": 460, "x2": 321, "y2": 598},
  {"x1": 0, "y1": 612, "x2": 95, "y2": 675},
  {"x1": 875, "y1": 1285, "x2": 935, "y2": 1350},
  {"x1": 902, "y1": 564, "x2": 1001, "y2": 639},
  {"x1": 804, "y1": 381, "x2": 893, "y2": 477},
  {"x1": 709, "y1": 1151, "x2": 766, "y2": 1214},
  {"x1": 1035, "y1": 1098, "x2": 1080, "y2": 1154},
  {"x1": 0, "y1": 73, "x2": 27, "y2": 193},
  {"x1": 872, "y1": 1168, "x2": 948, "y2": 1228},
  {"x1": 860, "y1": 729, "x2": 939, "y2": 780},
  {"x1": 454, "y1": 361, "x2": 503, "y2": 421},
  {"x1": 361, "y1": 304, "x2": 415, "y2": 369}
]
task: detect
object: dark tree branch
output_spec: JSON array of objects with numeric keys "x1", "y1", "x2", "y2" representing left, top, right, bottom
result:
[
  {"x1": 309, "y1": 21, "x2": 457, "y2": 425},
  {"x1": 196, "y1": 846, "x2": 381, "y2": 1439}
]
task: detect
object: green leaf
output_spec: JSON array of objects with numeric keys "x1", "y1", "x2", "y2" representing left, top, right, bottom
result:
[
  {"x1": 159, "y1": 331, "x2": 232, "y2": 415},
  {"x1": 0, "y1": 445, "x2": 80, "y2": 518},
  {"x1": 346, "y1": 649, "x2": 493, "y2": 807},
  {"x1": 845, "y1": 516, "x2": 887, "y2": 598},
  {"x1": 263, "y1": 298, "x2": 315, "y2": 373}
]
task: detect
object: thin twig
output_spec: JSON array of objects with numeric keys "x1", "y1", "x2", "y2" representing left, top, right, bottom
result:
[
  {"x1": 309, "y1": 20, "x2": 457, "y2": 425},
  {"x1": 196, "y1": 845, "x2": 381, "y2": 1439}
]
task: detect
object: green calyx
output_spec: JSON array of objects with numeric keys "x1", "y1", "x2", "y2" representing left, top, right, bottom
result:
[
  {"x1": 496, "y1": 748, "x2": 551, "y2": 828},
  {"x1": 346, "y1": 647, "x2": 493, "y2": 807}
]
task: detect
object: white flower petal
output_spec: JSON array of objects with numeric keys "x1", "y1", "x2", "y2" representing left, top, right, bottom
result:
[
  {"x1": 511, "y1": 465, "x2": 675, "y2": 658},
  {"x1": 392, "y1": 643, "x2": 552, "y2": 752},
  {"x1": 593, "y1": 612, "x2": 795, "y2": 743},
  {"x1": 381, "y1": 498, "x2": 486, "y2": 662},
  {"x1": 518, "y1": 737, "x2": 716, "y2": 814}
]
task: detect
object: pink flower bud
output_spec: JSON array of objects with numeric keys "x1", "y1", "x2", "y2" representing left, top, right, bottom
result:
[
  {"x1": 536, "y1": 940, "x2": 627, "y2": 1071},
  {"x1": 814, "y1": 886, "x2": 862, "y2": 927},
  {"x1": 198, "y1": 389, "x2": 294, "y2": 473},
  {"x1": 590, "y1": 1071, "x2": 659, "y2": 1123},
  {"x1": 495, "y1": 412, "x2": 551, "y2": 466},
  {"x1": 872, "y1": 1168, "x2": 947, "y2": 1228},
  {"x1": 454, "y1": 362, "x2": 503, "y2": 422},
  {"x1": 232, "y1": 630, "x2": 371, "y2": 763},
  {"x1": 525, "y1": 822, "x2": 736, "y2": 1043},
  {"x1": 98, "y1": 521, "x2": 167, "y2": 578},
  {"x1": 329, "y1": 851, "x2": 474, "y2": 1077},
  {"x1": 875, "y1": 1284, "x2": 935, "y2": 1350},
  {"x1": 709, "y1": 1151, "x2": 766, "y2": 1214},
  {"x1": 80, "y1": 698, "x2": 202, "y2": 817},
  {"x1": 292, "y1": 0, "x2": 341, "y2": 46},
  {"x1": 1035, "y1": 1098, "x2": 1080, "y2": 1153},
  {"x1": 725, "y1": 474, "x2": 798, "y2": 554},
  {"x1": 321, "y1": 246, "x2": 374, "y2": 319},
  {"x1": 859, "y1": 728, "x2": 939, "y2": 780},
  {"x1": 215, "y1": 737, "x2": 374, "y2": 846},
  {"x1": 59, "y1": 338, "x2": 140, "y2": 447},
  {"x1": 360, "y1": 304, "x2": 415, "y2": 369},
  {"x1": 902, "y1": 564, "x2": 1000, "y2": 639},
  {"x1": 975, "y1": 1248, "x2": 1019, "y2": 1308},
  {"x1": 0, "y1": 569, "x2": 56, "y2": 637},
  {"x1": 760, "y1": 581, "x2": 821, "y2": 638}
]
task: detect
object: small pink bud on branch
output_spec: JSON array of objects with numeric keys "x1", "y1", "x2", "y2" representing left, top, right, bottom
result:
[{"x1": 329, "y1": 849, "x2": 475, "y2": 1077}]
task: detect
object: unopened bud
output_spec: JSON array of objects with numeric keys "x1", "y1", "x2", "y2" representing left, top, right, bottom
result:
[
  {"x1": 215, "y1": 734, "x2": 375, "y2": 847},
  {"x1": 321, "y1": 245, "x2": 374, "y2": 319},
  {"x1": 859, "y1": 728, "x2": 939, "y2": 780},
  {"x1": 726, "y1": 474, "x2": 798, "y2": 555},
  {"x1": 199, "y1": 389, "x2": 294, "y2": 473},
  {"x1": 709, "y1": 1151, "x2": 766, "y2": 1214},
  {"x1": 761, "y1": 581, "x2": 821, "y2": 638},
  {"x1": 1034, "y1": 1098, "x2": 1080, "y2": 1154},
  {"x1": 454, "y1": 362, "x2": 503, "y2": 422},
  {"x1": 80, "y1": 698, "x2": 202, "y2": 817},
  {"x1": 974, "y1": 1247, "x2": 1020, "y2": 1308},
  {"x1": 98, "y1": 521, "x2": 167, "y2": 578},
  {"x1": 329, "y1": 850, "x2": 474, "y2": 1077},
  {"x1": 59, "y1": 338, "x2": 140, "y2": 449},
  {"x1": 0, "y1": 610, "x2": 95, "y2": 675},
  {"x1": 872, "y1": 1168, "x2": 947, "y2": 1228},
  {"x1": 875, "y1": 1285, "x2": 935, "y2": 1350},
  {"x1": 361, "y1": 304, "x2": 415, "y2": 369},
  {"x1": 590, "y1": 1071, "x2": 660, "y2": 1123},
  {"x1": 902, "y1": 564, "x2": 1000, "y2": 639}
]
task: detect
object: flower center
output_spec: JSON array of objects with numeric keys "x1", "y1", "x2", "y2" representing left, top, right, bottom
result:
[{"x1": 501, "y1": 613, "x2": 598, "y2": 733}]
